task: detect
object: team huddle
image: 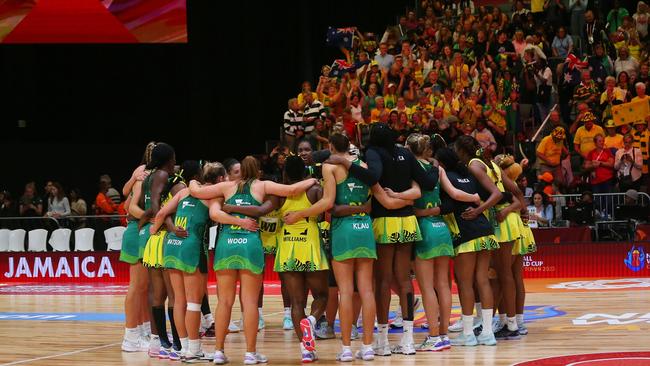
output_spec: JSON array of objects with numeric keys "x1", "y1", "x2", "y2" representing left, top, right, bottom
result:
[{"x1": 118, "y1": 123, "x2": 536, "y2": 364}]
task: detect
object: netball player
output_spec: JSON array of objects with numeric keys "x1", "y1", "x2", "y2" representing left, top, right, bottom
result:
[
  {"x1": 436, "y1": 145, "x2": 499, "y2": 347},
  {"x1": 461, "y1": 136, "x2": 525, "y2": 340},
  {"x1": 190, "y1": 156, "x2": 316, "y2": 364},
  {"x1": 121, "y1": 142, "x2": 155, "y2": 352},
  {"x1": 152, "y1": 160, "x2": 212, "y2": 361},
  {"x1": 404, "y1": 134, "x2": 480, "y2": 351}
]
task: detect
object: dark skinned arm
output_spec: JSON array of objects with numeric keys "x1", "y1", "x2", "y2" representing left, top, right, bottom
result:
[
  {"x1": 461, "y1": 162, "x2": 502, "y2": 220},
  {"x1": 331, "y1": 199, "x2": 371, "y2": 217},
  {"x1": 138, "y1": 170, "x2": 168, "y2": 229},
  {"x1": 223, "y1": 195, "x2": 278, "y2": 218}
]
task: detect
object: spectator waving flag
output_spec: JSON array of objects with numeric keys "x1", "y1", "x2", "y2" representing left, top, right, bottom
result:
[
  {"x1": 330, "y1": 59, "x2": 355, "y2": 77},
  {"x1": 326, "y1": 26, "x2": 355, "y2": 48}
]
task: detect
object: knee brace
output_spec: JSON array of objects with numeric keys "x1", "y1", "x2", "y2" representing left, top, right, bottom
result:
[{"x1": 187, "y1": 302, "x2": 202, "y2": 312}]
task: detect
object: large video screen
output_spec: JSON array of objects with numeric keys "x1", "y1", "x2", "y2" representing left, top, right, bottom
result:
[{"x1": 0, "y1": 0, "x2": 187, "y2": 43}]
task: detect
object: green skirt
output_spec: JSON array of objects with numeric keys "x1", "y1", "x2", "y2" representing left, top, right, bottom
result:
[
  {"x1": 119, "y1": 221, "x2": 142, "y2": 264},
  {"x1": 214, "y1": 227, "x2": 265, "y2": 275},
  {"x1": 163, "y1": 233, "x2": 202, "y2": 273},
  {"x1": 330, "y1": 215, "x2": 377, "y2": 261},
  {"x1": 415, "y1": 216, "x2": 454, "y2": 259}
]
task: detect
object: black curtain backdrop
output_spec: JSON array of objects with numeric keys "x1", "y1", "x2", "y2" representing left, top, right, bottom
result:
[{"x1": 0, "y1": 1, "x2": 409, "y2": 202}]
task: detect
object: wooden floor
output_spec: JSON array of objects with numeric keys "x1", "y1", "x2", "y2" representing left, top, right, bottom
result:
[{"x1": 1, "y1": 278, "x2": 649, "y2": 366}]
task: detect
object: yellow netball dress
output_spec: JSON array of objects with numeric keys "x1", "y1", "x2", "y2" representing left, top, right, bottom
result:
[
  {"x1": 275, "y1": 191, "x2": 329, "y2": 272},
  {"x1": 259, "y1": 209, "x2": 282, "y2": 255},
  {"x1": 469, "y1": 158, "x2": 522, "y2": 244},
  {"x1": 514, "y1": 214, "x2": 537, "y2": 255}
]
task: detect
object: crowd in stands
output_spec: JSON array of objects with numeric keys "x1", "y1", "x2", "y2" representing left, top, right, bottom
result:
[{"x1": 276, "y1": 0, "x2": 650, "y2": 226}]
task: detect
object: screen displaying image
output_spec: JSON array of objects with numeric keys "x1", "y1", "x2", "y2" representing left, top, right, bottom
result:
[{"x1": 0, "y1": 0, "x2": 187, "y2": 43}]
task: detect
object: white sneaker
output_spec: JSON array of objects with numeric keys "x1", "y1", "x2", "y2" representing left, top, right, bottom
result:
[
  {"x1": 228, "y1": 321, "x2": 240, "y2": 333},
  {"x1": 244, "y1": 352, "x2": 268, "y2": 364},
  {"x1": 448, "y1": 319, "x2": 463, "y2": 332},
  {"x1": 492, "y1": 318, "x2": 504, "y2": 333},
  {"x1": 373, "y1": 340, "x2": 392, "y2": 357},
  {"x1": 391, "y1": 342, "x2": 416, "y2": 355},
  {"x1": 213, "y1": 350, "x2": 228, "y2": 364},
  {"x1": 392, "y1": 314, "x2": 404, "y2": 328},
  {"x1": 356, "y1": 347, "x2": 375, "y2": 361},
  {"x1": 121, "y1": 338, "x2": 140, "y2": 352},
  {"x1": 137, "y1": 336, "x2": 150, "y2": 351},
  {"x1": 148, "y1": 336, "x2": 161, "y2": 358}
]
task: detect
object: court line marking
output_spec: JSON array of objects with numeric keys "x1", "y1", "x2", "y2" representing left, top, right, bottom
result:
[
  {"x1": 0, "y1": 342, "x2": 120, "y2": 366},
  {"x1": 509, "y1": 351, "x2": 650, "y2": 366}
]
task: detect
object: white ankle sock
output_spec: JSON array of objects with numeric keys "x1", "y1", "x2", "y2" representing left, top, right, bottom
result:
[
  {"x1": 307, "y1": 315, "x2": 317, "y2": 326},
  {"x1": 516, "y1": 313, "x2": 524, "y2": 326},
  {"x1": 481, "y1": 309, "x2": 494, "y2": 334},
  {"x1": 188, "y1": 339, "x2": 201, "y2": 354},
  {"x1": 507, "y1": 316, "x2": 518, "y2": 331},
  {"x1": 402, "y1": 320, "x2": 414, "y2": 344},
  {"x1": 258, "y1": 307, "x2": 263, "y2": 317},
  {"x1": 378, "y1": 324, "x2": 389, "y2": 341},
  {"x1": 342, "y1": 345, "x2": 351, "y2": 352},
  {"x1": 180, "y1": 337, "x2": 189, "y2": 352},
  {"x1": 284, "y1": 307, "x2": 291, "y2": 317},
  {"x1": 204, "y1": 313, "x2": 214, "y2": 325},
  {"x1": 462, "y1": 315, "x2": 474, "y2": 336}
]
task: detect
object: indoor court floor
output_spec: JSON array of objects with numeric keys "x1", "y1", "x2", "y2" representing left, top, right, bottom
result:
[{"x1": 1, "y1": 277, "x2": 649, "y2": 366}]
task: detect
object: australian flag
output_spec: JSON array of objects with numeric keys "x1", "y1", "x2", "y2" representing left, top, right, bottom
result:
[
  {"x1": 330, "y1": 59, "x2": 355, "y2": 77},
  {"x1": 326, "y1": 27, "x2": 355, "y2": 48}
]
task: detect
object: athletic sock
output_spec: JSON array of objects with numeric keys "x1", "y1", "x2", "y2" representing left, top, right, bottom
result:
[
  {"x1": 402, "y1": 320, "x2": 414, "y2": 344},
  {"x1": 462, "y1": 315, "x2": 474, "y2": 336},
  {"x1": 475, "y1": 302, "x2": 483, "y2": 319},
  {"x1": 258, "y1": 307, "x2": 264, "y2": 317},
  {"x1": 152, "y1": 306, "x2": 171, "y2": 349},
  {"x1": 167, "y1": 307, "x2": 181, "y2": 350},
  {"x1": 188, "y1": 339, "x2": 201, "y2": 354},
  {"x1": 481, "y1": 309, "x2": 494, "y2": 334},
  {"x1": 284, "y1": 307, "x2": 291, "y2": 318},
  {"x1": 308, "y1": 315, "x2": 317, "y2": 327},
  {"x1": 342, "y1": 345, "x2": 352, "y2": 352},
  {"x1": 516, "y1": 313, "x2": 524, "y2": 327},
  {"x1": 125, "y1": 327, "x2": 140, "y2": 342},
  {"x1": 180, "y1": 337, "x2": 189, "y2": 353},
  {"x1": 507, "y1": 316, "x2": 518, "y2": 331},
  {"x1": 377, "y1": 323, "x2": 389, "y2": 343},
  {"x1": 201, "y1": 294, "x2": 211, "y2": 315}
]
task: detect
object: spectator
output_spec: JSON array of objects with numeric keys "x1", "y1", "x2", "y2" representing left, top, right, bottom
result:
[
  {"x1": 541, "y1": 110, "x2": 569, "y2": 138},
  {"x1": 283, "y1": 98, "x2": 303, "y2": 150},
  {"x1": 604, "y1": 120, "x2": 624, "y2": 150},
  {"x1": 607, "y1": 0, "x2": 630, "y2": 34},
  {"x1": 632, "y1": 82, "x2": 650, "y2": 104},
  {"x1": 617, "y1": 71, "x2": 633, "y2": 99},
  {"x1": 69, "y1": 188, "x2": 87, "y2": 229},
  {"x1": 302, "y1": 92, "x2": 326, "y2": 135},
  {"x1": 632, "y1": 118, "x2": 650, "y2": 177},
  {"x1": 614, "y1": 46, "x2": 640, "y2": 79},
  {"x1": 374, "y1": 42, "x2": 394, "y2": 71},
  {"x1": 569, "y1": 0, "x2": 587, "y2": 39},
  {"x1": 99, "y1": 174, "x2": 121, "y2": 205},
  {"x1": 19, "y1": 182, "x2": 43, "y2": 217},
  {"x1": 297, "y1": 81, "x2": 318, "y2": 106},
  {"x1": 552, "y1": 27, "x2": 574, "y2": 59},
  {"x1": 0, "y1": 191, "x2": 17, "y2": 229},
  {"x1": 600, "y1": 76, "x2": 627, "y2": 120},
  {"x1": 573, "y1": 70, "x2": 600, "y2": 109},
  {"x1": 517, "y1": 175, "x2": 534, "y2": 203},
  {"x1": 538, "y1": 171, "x2": 556, "y2": 197},
  {"x1": 512, "y1": 0, "x2": 530, "y2": 20},
  {"x1": 528, "y1": 191, "x2": 554, "y2": 227},
  {"x1": 583, "y1": 10, "x2": 607, "y2": 55},
  {"x1": 472, "y1": 119, "x2": 497, "y2": 152},
  {"x1": 538, "y1": 127, "x2": 569, "y2": 187},
  {"x1": 624, "y1": 189, "x2": 640, "y2": 205},
  {"x1": 545, "y1": 0, "x2": 568, "y2": 31},
  {"x1": 634, "y1": 2, "x2": 650, "y2": 39},
  {"x1": 95, "y1": 179, "x2": 118, "y2": 216},
  {"x1": 570, "y1": 103, "x2": 598, "y2": 135},
  {"x1": 574, "y1": 116, "x2": 605, "y2": 159},
  {"x1": 483, "y1": 92, "x2": 506, "y2": 136},
  {"x1": 588, "y1": 44, "x2": 614, "y2": 87},
  {"x1": 615, "y1": 133, "x2": 644, "y2": 190},
  {"x1": 45, "y1": 182, "x2": 70, "y2": 218},
  {"x1": 585, "y1": 134, "x2": 616, "y2": 195}
]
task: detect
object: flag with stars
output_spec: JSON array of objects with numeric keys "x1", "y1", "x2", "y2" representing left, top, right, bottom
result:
[
  {"x1": 612, "y1": 99, "x2": 650, "y2": 126},
  {"x1": 326, "y1": 27, "x2": 355, "y2": 48}
]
